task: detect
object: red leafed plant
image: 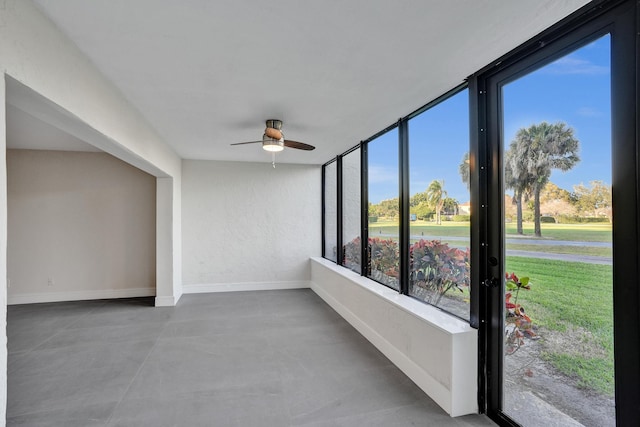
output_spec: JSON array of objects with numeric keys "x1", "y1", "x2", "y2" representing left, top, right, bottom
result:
[
  {"x1": 409, "y1": 239, "x2": 470, "y2": 306},
  {"x1": 368, "y1": 237, "x2": 400, "y2": 288},
  {"x1": 505, "y1": 272, "x2": 537, "y2": 355}
]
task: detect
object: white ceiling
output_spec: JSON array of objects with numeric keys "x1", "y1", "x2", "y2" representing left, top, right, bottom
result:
[{"x1": 19, "y1": 0, "x2": 590, "y2": 165}]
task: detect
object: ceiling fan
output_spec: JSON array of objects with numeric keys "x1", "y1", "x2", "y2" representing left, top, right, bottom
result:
[{"x1": 231, "y1": 119, "x2": 315, "y2": 167}]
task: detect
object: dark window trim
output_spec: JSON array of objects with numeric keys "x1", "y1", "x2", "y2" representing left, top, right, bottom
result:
[
  {"x1": 404, "y1": 85, "x2": 472, "y2": 323},
  {"x1": 472, "y1": 0, "x2": 639, "y2": 424},
  {"x1": 407, "y1": 82, "x2": 469, "y2": 121},
  {"x1": 321, "y1": 158, "x2": 338, "y2": 263},
  {"x1": 321, "y1": 163, "x2": 326, "y2": 258},
  {"x1": 361, "y1": 121, "x2": 400, "y2": 146},
  {"x1": 361, "y1": 142, "x2": 370, "y2": 277},
  {"x1": 336, "y1": 156, "x2": 344, "y2": 266},
  {"x1": 399, "y1": 119, "x2": 410, "y2": 294},
  {"x1": 340, "y1": 143, "x2": 361, "y2": 158},
  {"x1": 338, "y1": 145, "x2": 363, "y2": 274},
  {"x1": 363, "y1": 85, "x2": 473, "y2": 301},
  {"x1": 363, "y1": 126, "x2": 401, "y2": 291}
]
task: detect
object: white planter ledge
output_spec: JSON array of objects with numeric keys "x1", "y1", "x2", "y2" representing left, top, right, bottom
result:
[{"x1": 310, "y1": 257, "x2": 478, "y2": 417}]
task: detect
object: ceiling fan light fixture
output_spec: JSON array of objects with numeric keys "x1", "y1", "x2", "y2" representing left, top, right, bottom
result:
[{"x1": 262, "y1": 134, "x2": 284, "y2": 152}]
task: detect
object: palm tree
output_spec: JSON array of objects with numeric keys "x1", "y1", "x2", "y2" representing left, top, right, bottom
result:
[
  {"x1": 426, "y1": 180, "x2": 447, "y2": 225},
  {"x1": 509, "y1": 122, "x2": 580, "y2": 237},
  {"x1": 505, "y1": 145, "x2": 533, "y2": 235}
]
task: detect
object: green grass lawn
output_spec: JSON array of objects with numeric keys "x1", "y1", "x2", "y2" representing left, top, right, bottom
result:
[
  {"x1": 506, "y1": 257, "x2": 614, "y2": 396},
  {"x1": 370, "y1": 218, "x2": 615, "y2": 395},
  {"x1": 505, "y1": 222, "x2": 612, "y2": 242}
]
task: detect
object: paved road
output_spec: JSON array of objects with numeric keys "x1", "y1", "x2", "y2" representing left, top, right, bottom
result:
[{"x1": 373, "y1": 233, "x2": 612, "y2": 265}]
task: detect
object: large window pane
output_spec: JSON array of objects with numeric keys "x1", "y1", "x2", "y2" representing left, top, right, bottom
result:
[
  {"x1": 501, "y1": 35, "x2": 614, "y2": 426},
  {"x1": 323, "y1": 161, "x2": 337, "y2": 262},
  {"x1": 367, "y1": 129, "x2": 399, "y2": 290},
  {"x1": 342, "y1": 148, "x2": 361, "y2": 273},
  {"x1": 408, "y1": 89, "x2": 470, "y2": 320}
]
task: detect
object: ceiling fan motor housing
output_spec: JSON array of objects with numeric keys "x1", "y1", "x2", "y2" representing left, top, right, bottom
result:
[
  {"x1": 265, "y1": 119, "x2": 283, "y2": 130},
  {"x1": 265, "y1": 127, "x2": 283, "y2": 140}
]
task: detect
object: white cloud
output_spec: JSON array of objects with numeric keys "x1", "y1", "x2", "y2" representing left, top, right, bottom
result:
[
  {"x1": 576, "y1": 107, "x2": 604, "y2": 117},
  {"x1": 543, "y1": 56, "x2": 608, "y2": 75},
  {"x1": 368, "y1": 164, "x2": 398, "y2": 184}
]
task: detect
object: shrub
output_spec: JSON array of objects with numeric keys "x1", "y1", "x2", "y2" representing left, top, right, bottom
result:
[
  {"x1": 557, "y1": 215, "x2": 608, "y2": 224},
  {"x1": 368, "y1": 237, "x2": 399, "y2": 288},
  {"x1": 453, "y1": 215, "x2": 471, "y2": 222},
  {"x1": 343, "y1": 236, "x2": 471, "y2": 309},
  {"x1": 409, "y1": 239, "x2": 470, "y2": 306},
  {"x1": 368, "y1": 216, "x2": 378, "y2": 223},
  {"x1": 540, "y1": 216, "x2": 556, "y2": 223},
  {"x1": 343, "y1": 236, "x2": 361, "y2": 272}
]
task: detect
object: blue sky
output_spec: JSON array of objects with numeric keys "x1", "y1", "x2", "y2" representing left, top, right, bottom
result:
[{"x1": 368, "y1": 34, "x2": 611, "y2": 204}]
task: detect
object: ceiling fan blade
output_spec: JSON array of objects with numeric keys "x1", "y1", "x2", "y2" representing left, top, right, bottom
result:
[
  {"x1": 230, "y1": 140, "x2": 262, "y2": 146},
  {"x1": 284, "y1": 140, "x2": 315, "y2": 151}
]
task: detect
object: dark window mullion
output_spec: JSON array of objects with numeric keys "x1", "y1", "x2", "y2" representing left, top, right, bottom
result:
[
  {"x1": 321, "y1": 164, "x2": 326, "y2": 257},
  {"x1": 361, "y1": 142, "x2": 369, "y2": 277},
  {"x1": 399, "y1": 119, "x2": 410, "y2": 295},
  {"x1": 336, "y1": 156, "x2": 343, "y2": 266}
]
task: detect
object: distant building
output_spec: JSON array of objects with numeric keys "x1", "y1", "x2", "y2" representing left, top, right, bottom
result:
[{"x1": 459, "y1": 202, "x2": 471, "y2": 215}]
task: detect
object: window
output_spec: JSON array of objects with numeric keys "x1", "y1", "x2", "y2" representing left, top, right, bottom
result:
[
  {"x1": 367, "y1": 128, "x2": 400, "y2": 290},
  {"x1": 408, "y1": 89, "x2": 470, "y2": 320},
  {"x1": 341, "y1": 148, "x2": 361, "y2": 273},
  {"x1": 322, "y1": 160, "x2": 337, "y2": 262}
]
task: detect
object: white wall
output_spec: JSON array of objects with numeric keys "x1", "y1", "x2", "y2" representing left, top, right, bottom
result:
[
  {"x1": 7, "y1": 150, "x2": 156, "y2": 304},
  {"x1": 0, "y1": 1, "x2": 182, "y2": 306},
  {"x1": 182, "y1": 160, "x2": 321, "y2": 291},
  {"x1": 0, "y1": 1, "x2": 183, "y2": 419}
]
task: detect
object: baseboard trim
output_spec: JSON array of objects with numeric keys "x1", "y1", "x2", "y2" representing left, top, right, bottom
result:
[
  {"x1": 8, "y1": 288, "x2": 156, "y2": 305},
  {"x1": 155, "y1": 294, "x2": 181, "y2": 307},
  {"x1": 182, "y1": 281, "x2": 311, "y2": 294}
]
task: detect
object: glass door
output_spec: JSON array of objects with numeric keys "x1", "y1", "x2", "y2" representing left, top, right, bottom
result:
[
  {"x1": 475, "y1": 2, "x2": 639, "y2": 425},
  {"x1": 498, "y1": 35, "x2": 614, "y2": 427}
]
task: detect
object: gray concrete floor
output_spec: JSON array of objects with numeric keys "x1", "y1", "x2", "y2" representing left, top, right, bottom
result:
[{"x1": 7, "y1": 289, "x2": 495, "y2": 426}]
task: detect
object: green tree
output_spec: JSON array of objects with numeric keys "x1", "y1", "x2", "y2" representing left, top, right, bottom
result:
[
  {"x1": 539, "y1": 182, "x2": 575, "y2": 222},
  {"x1": 541, "y1": 182, "x2": 572, "y2": 204},
  {"x1": 410, "y1": 191, "x2": 429, "y2": 208},
  {"x1": 573, "y1": 181, "x2": 612, "y2": 222},
  {"x1": 507, "y1": 122, "x2": 580, "y2": 237},
  {"x1": 375, "y1": 198, "x2": 399, "y2": 219},
  {"x1": 442, "y1": 197, "x2": 459, "y2": 215},
  {"x1": 368, "y1": 202, "x2": 380, "y2": 218},
  {"x1": 459, "y1": 152, "x2": 470, "y2": 191},
  {"x1": 412, "y1": 201, "x2": 434, "y2": 220},
  {"x1": 426, "y1": 180, "x2": 447, "y2": 225}
]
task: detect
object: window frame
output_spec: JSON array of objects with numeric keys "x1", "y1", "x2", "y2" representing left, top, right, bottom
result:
[
  {"x1": 320, "y1": 0, "x2": 639, "y2": 424},
  {"x1": 321, "y1": 158, "x2": 338, "y2": 262}
]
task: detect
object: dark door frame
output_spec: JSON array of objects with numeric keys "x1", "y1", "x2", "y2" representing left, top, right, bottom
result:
[{"x1": 471, "y1": 1, "x2": 639, "y2": 425}]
